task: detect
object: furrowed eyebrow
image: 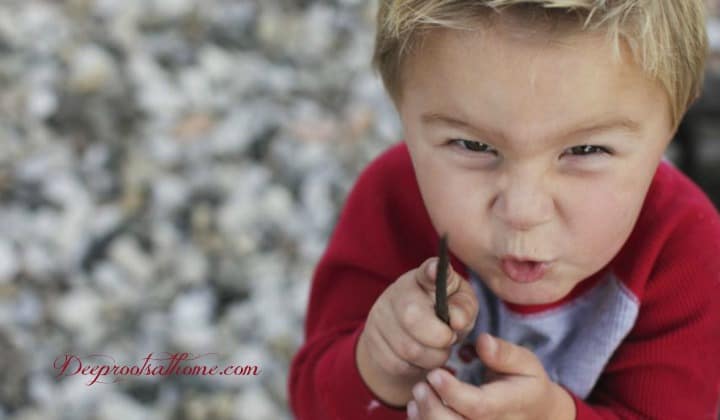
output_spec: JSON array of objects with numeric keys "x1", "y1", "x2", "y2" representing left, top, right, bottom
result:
[
  {"x1": 421, "y1": 113, "x2": 503, "y2": 139},
  {"x1": 420, "y1": 112, "x2": 641, "y2": 141}
]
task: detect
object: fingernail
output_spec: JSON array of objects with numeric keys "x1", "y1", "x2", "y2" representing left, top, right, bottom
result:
[
  {"x1": 484, "y1": 334, "x2": 498, "y2": 355},
  {"x1": 407, "y1": 400, "x2": 418, "y2": 419},
  {"x1": 428, "y1": 259, "x2": 438, "y2": 277},
  {"x1": 412, "y1": 383, "x2": 427, "y2": 401},
  {"x1": 449, "y1": 306, "x2": 464, "y2": 327},
  {"x1": 427, "y1": 370, "x2": 444, "y2": 388}
]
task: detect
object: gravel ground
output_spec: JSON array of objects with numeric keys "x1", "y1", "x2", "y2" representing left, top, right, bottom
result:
[
  {"x1": 0, "y1": 1, "x2": 717, "y2": 420},
  {"x1": 0, "y1": 1, "x2": 397, "y2": 419}
]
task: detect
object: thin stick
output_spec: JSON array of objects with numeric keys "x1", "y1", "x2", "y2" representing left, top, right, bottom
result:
[{"x1": 435, "y1": 233, "x2": 450, "y2": 325}]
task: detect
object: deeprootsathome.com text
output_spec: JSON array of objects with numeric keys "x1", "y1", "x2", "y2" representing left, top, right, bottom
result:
[{"x1": 53, "y1": 352, "x2": 261, "y2": 386}]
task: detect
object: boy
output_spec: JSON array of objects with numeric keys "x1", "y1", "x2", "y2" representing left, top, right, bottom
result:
[{"x1": 290, "y1": 1, "x2": 720, "y2": 419}]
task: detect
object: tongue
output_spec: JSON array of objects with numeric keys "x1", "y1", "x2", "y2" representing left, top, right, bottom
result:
[
  {"x1": 501, "y1": 259, "x2": 546, "y2": 283},
  {"x1": 510, "y1": 260, "x2": 539, "y2": 274}
]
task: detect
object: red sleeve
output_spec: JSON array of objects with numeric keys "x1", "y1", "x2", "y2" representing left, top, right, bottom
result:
[
  {"x1": 288, "y1": 143, "x2": 450, "y2": 419},
  {"x1": 573, "y1": 171, "x2": 720, "y2": 419}
]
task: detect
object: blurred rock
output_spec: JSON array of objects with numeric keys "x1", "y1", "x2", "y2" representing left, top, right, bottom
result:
[
  {"x1": 51, "y1": 288, "x2": 105, "y2": 348},
  {"x1": 20, "y1": 242, "x2": 56, "y2": 280},
  {"x1": 0, "y1": 239, "x2": 19, "y2": 284},
  {"x1": 13, "y1": 289, "x2": 43, "y2": 327},
  {"x1": 179, "y1": 392, "x2": 236, "y2": 420},
  {"x1": 66, "y1": 44, "x2": 120, "y2": 94},
  {"x1": 173, "y1": 244, "x2": 209, "y2": 287},
  {"x1": 108, "y1": 235, "x2": 155, "y2": 284},
  {"x1": 234, "y1": 386, "x2": 281, "y2": 420},
  {"x1": 96, "y1": 392, "x2": 155, "y2": 420},
  {"x1": 170, "y1": 288, "x2": 218, "y2": 354},
  {"x1": 147, "y1": 0, "x2": 196, "y2": 22},
  {"x1": 25, "y1": 85, "x2": 59, "y2": 121}
]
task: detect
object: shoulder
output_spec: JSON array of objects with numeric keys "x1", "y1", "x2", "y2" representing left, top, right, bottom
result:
[
  {"x1": 646, "y1": 160, "x2": 719, "y2": 225},
  {"x1": 613, "y1": 159, "x2": 720, "y2": 311},
  {"x1": 352, "y1": 141, "x2": 419, "y2": 201},
  {"x1": 327, "y1": 141, "x2": 439, "y2": 276},
  {"x1": 638, "y1": 160, "x2": 719, "y2": 266},
  {"x1": 349, "y1": 141, "x2": 433, "y2": 232},
  {"x1": 602, "y1": 163, "x2": 720, "y2": 407}
]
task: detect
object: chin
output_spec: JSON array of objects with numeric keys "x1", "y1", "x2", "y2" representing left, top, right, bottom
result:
[
  {"x1": 503, "y1": 290, "x2": 565, "y2": 305},
  {"x1": 490, "y1": 277, "x2": 575, "y2": 306}
]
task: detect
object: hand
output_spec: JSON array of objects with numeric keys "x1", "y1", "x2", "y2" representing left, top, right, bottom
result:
[
  {"x1": 356, "y1": 257, "x2": 479, "y2": 406},
  {"x1": 407, "y1": 334, "x2": 576, "y2": 420}
]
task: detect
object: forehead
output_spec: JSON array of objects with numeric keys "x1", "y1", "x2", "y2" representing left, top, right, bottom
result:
[
  {"x1": 398, "y1": 24, "x2": 671, "y2": 140},
  {"x1": 408, "y1": 28, "x2": 613, "y2": 99}
]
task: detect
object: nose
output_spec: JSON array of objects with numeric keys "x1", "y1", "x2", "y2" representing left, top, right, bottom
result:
[{"x1": 491, "y1": 170, "x2": 554, "y2": 231}]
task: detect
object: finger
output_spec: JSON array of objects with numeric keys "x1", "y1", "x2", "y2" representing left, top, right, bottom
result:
[
  {"x1": 415, "y1": 257, "x2": 464, "y2": 298},
  {"x1": 364, "y1": 308, "x2": 424, "y2": 377},
  {"x1": 446, "y1": 280, "x2": 479, "y2": 336},
  {"x1": 392, "y1": 290, "x2": 457, "y2": 349},
  {"x1": 426, "y1": 368, "x2": 534, "y2": 418},
  {"x1": 407, "y1": 400, "x2": 420, "y2": 420},
  {"x1": 381, "y1": 303, "x2": 453, "y2": 370},
  {"x1": 381, "y1": 323, "x2": 451, "y2": 371},
  {"x1": 411, "y1": 381, "x2": 465, "y2": 420},
  {"x1": 475, "y1": 334, "x2": 545, "y2": 377}
]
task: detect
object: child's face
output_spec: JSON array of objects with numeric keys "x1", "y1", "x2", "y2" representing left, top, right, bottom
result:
[{"x1": 399, "y1": 23, "x2": 673, "y2": 305}]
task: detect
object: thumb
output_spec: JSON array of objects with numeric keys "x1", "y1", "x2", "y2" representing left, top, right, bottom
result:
[
  {"x1": 475, "y1": 334, "x2": 544, "y2": 377},
  {"x1": 416, "y1": 257, "x2": 463, "y2": 297}
]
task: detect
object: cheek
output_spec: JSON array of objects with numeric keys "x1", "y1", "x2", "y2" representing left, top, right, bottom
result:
[
  {"x1": 566, "y1": 181, "x2": 643, "y2": 264},
  {"x1": 414, "y1": 157, "x2": 489, "y2": 229},
  {"x1": 417, "y1": 168, "x2": 469, "y2": 231},
  {"x1": 411, "y1": 161, "x2": 492, "y2": 258}
]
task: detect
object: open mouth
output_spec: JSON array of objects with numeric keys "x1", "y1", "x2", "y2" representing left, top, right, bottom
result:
[{"x1": 500, "y1": 257, "x2": 551, "y2": 283}]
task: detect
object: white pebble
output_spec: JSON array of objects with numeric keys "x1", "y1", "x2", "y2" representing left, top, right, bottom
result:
[
  {"x1": 52, "y1": 289, "x2": 102, "y2": 331},
  {"x1": 67, "y1": 44, "x2": 118, "y2": 93},
  {"x1": 234, "y1": 387, "x2": 280, "y2": 420},
  {"x1": 108, "y1": 236, "x2": 155, "y2": 285},
  {"x1": 0, "y1": 239, "x2": 19, "y2": 283},
  {"x1": 95, "y1": 391, "x2": 153, "y2": 420}
]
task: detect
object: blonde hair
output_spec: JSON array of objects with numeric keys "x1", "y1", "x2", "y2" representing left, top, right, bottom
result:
[{"x1": 372, "y1": 0, "x2": 708, "y2": 128}]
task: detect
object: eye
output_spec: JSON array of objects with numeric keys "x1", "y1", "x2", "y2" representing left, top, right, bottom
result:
[
  {"x1": 564, "y1": 145, "x2": 612, "y2": 157},
  {"x1": 449, "y1": 139, "x2": 497, "y2": 155}
]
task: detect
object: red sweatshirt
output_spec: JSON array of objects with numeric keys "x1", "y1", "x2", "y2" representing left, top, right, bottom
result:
[{"x1": 289, "y1": 142, "x2": 720, "y2": 419}]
